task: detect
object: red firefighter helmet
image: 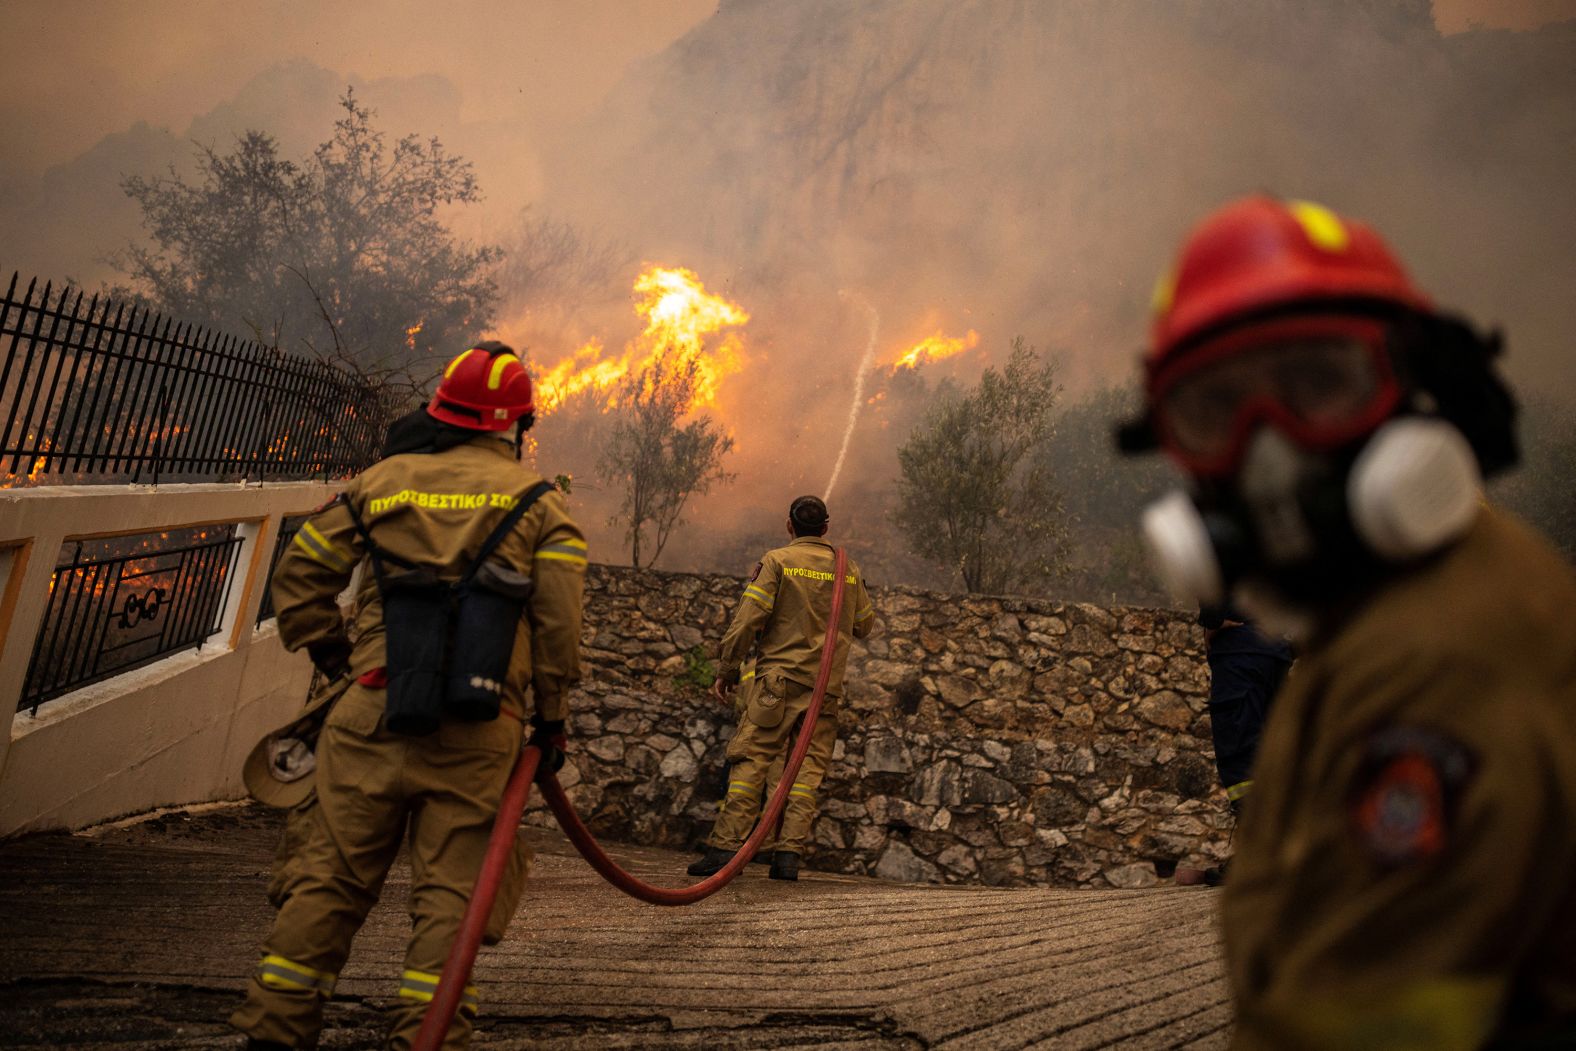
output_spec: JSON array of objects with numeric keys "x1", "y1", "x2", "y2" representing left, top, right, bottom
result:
[
  {"x1": 1128, "y1": 198, "x2": 1437, "y2": 475},
  {"x1": 427, "y1": 341, "x2": 535, "y2": 432},
  {"x1": 1148, "y1": 196, "x2": 1431, "y2": 371}
]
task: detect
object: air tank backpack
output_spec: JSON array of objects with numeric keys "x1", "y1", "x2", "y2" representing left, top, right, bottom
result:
[{"x1": 345, "y1": 481, "x2": 554, "y2": 735}]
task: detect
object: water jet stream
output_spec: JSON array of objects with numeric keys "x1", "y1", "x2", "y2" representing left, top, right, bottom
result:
[{"x1": 824, "y1": 293, "x2": 880, "y2": 503}]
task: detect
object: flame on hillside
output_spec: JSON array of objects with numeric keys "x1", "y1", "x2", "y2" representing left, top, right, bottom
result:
[
  {"x1": 535, "y1": 265, "x2": 749, "y2": 413},
  {"x1": 887, "y1": 328, "x2": 979, "y2": 371}
]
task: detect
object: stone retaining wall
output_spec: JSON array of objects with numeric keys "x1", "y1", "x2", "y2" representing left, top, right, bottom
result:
[{"x1": 524, "y1": 564, "x2": 1233, "y2": 888}]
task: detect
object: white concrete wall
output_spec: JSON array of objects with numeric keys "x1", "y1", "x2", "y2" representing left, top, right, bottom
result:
[{"x1": 0, "y1": 481, "x2": 339, "y2": 835}]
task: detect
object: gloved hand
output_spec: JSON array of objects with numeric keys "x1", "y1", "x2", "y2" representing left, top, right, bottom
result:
[
  {"x1": 306, "y1": 638, "x2": 353, "y2": 680},
  {"x1": 710, "y1": 666, "x2": 740, "y2": 705},
  {"x1": 528, "y1": 715, "x2": 567, "y2": 781}
]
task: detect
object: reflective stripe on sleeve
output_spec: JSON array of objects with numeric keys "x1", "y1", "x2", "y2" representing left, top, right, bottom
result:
[
  {"x1": 535, "y1": 537, "x2": 588, "y2": 567},
  {"x1": 726, "y1": 781, "x2": 760, "y2": 797},
  {"x1": 742, "y1": 584, "x2": 772, "y2": 610},
  {"x1": 855, "y1": 606, "x2": 874, "y2": 622},
  {"x1": 292, "y1": 523, "x2": 350, "y2": 573},
  {"x1": 256, "y1": 953, "x2": 336, "y2": 996},
  {"x1": 1226, "y1": 780, "x2": 1253, "y2": 801},
  {"x1": 398, "y1": 969, "x2": 479, "y2": 1015},
  {"x1": 740, "y1": 667, "x2": 756, "y2": 682},
  {"x1": 788, "y1": 782, "x2": 816, "y2": 802}
]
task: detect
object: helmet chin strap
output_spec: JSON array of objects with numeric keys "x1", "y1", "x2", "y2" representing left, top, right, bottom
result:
[{"x1": 1140, "y1": 417, "x2": 1483, "y2": 625}]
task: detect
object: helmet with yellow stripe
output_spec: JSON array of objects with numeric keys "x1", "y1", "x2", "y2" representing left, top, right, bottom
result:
[
  {"x1": 1148, "y1": 196, "x2": 1430, "y2": 372},
  {"x1": 428, "y1": 341, "x2": 535, "y2": 432},
  {"x1": 1122, "y1": 195, "x2": 1518, "y2": 616}
]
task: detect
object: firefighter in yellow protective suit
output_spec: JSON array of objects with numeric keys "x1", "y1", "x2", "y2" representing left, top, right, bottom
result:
[
  {"x1": 688, "y1": 496, "x2": 874, "y2": 882},
  {"x1": 1122, "y1": 197, "x2": 1576, "y2": 1047},
  {"x1": 231, "y1": 343, "x2": 587, "y2": 1051}
]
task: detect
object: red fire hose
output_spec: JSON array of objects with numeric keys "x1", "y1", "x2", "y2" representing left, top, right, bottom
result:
[{"x1": 412, "y1": 549, "x2": 849, "y2": 1051}]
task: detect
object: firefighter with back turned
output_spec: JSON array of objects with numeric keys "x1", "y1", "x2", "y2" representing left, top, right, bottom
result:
[
  {"x1": 689, "y1": 495, "x2": 875, "y2": 882},
  {"x1": 1120, "y1": 196, "x2": 1576, "y2": 1047},
  {"x1": 231, "y1": 342, "x2": 587, "y2": 1050}
]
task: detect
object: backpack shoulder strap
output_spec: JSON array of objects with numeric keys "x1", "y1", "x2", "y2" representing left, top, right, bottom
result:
[
  {"x1": 340, "y1": 495, "x2": 420, "y2": 587},
  {"x1": 463, "y1": 480, "x2": 557, "y2": 583}
]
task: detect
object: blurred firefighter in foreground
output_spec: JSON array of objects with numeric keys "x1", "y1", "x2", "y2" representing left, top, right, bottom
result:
[
  {"x1": 689, "y1": 496, "x2": 875, "y2": 882},
  {"x1": 1121, "y1": 196, "x2": 1576, "y2": 1048},
  {"x1": 232, "y1": 342, "x2": 586, "y2": 1051}
]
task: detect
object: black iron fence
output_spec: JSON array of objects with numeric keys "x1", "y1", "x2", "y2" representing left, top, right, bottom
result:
[
  {"x1": 1, "y1": 273, "x2": 405, "y2": 486},
  {"x1": 19, "y1": 527, "x2": 245, "y2": 714}
]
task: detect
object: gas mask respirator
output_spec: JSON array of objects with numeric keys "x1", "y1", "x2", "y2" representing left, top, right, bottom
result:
[
  {"x1": 1129, "y1": 309, "x2": 1515, "y2": 628},
  {"x1": 1141, "y1": 416, "x2": 1484, "y2": 620}
]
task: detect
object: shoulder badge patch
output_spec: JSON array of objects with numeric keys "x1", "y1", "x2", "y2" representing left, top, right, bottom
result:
[
  {"x1": 1348, "y1": 726, "x2": 1474, "y2": 867},
  {"x1": 750, "y1": 561, "x2": 763, "y2": 582}
]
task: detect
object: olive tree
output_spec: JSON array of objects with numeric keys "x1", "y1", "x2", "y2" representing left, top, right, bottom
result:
[
  {"x1": 115, "y1": 90, "x2": 498, "y2": 392},
  {"x1": 892, "y1": 339, "x2": 1067, "y2": 594},
  {"x1": 600, "y1": 350, "x2": 735, "y2": 568}
]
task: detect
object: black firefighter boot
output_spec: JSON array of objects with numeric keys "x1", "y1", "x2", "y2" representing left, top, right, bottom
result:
[
  {"x1": 769, "y1": 851, "x2": 800, "y2": 881},
  {"x1": 686, "y1": 847, "x2": 732, "y2": 877}
]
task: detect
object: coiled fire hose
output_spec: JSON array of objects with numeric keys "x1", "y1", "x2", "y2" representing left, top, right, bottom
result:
[{"x1": 412, "y1": 548, "x2": 848, "y2": 1051}]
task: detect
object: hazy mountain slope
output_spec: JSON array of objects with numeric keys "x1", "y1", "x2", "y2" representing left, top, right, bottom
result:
[{"x1": 544, "y1": 0, "x2": 1576, "y2": 389}]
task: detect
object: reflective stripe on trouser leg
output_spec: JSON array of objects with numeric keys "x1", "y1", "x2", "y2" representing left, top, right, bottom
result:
[
  {"x1": 726, "y1": 780, "x2": 763, "y2": 804},
  {"x1": 386, "y1": 721, "x2": 517, "y2": 1051},
  {"x1": 708, "y1": 773, "x2": 767, "y2": 849},
  {"x1": 778, "y1": 783, "x2": 820, "y2": 854},
  {"x1": 774, "y1": 707, "x2": 839, "y2": 854},
  {"x1": 255, "y1": 953, "x2": 337, "y2": 996},
  {"x1": 230, "y1": 716, "x2": 407, "y2": 1047},
  {"x1": 399, "y1": 969, "x2": 480, "y2": 1017}
]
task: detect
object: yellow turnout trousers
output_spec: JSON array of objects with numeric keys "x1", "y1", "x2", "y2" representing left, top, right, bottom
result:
[
  {"x1": 231, "y1": 684, "x2": 529, "y2": 1050},
  {"x1": 708, "y1": 678, "x2": 837, "y2": 855}
]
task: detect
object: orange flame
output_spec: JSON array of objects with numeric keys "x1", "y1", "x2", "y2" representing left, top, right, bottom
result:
[
  {"x1": 405, "y1": 320, "x2": 423, "y2": 353},
  {"x1": 534, "y1": 265, "x2": 749, "y2": 413},
  {"x1": 888, "y1": 329, "x2": 979, "y2": 371},
  {"x1": 26, "y1": 437, "x2": 52, "y2": 483}
]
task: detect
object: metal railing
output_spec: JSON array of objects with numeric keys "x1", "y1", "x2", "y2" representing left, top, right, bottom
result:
[
  {"x1": 19, "y1": 527, "x2": 245, "y2": 713},
  {"x1": 0, "y1": 273, "x2": 403, "y2": 486}
]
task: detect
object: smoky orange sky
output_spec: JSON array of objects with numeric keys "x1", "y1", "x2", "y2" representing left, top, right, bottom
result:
[
  {"x1": 0, "y1": 0, "x2": 712, "y2": 181},
  {"x1": 1, "y1": 0, "x2": 1572, "y2": 588},
  {"x1": 3, "y1": 0, "x2": 1571, "y2": 182}
]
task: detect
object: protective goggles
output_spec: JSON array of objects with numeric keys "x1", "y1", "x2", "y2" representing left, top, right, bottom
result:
[{"x1": 1148, "y1": 316, "x2": 1401, "y2": 476}]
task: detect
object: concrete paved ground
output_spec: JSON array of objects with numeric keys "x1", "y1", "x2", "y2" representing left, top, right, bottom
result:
[{"x1": 0, "y1": 804, "x2": 1229, "y2": 1049}]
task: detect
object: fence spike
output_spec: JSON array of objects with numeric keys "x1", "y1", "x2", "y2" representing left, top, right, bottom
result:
[{"x1": 1, "y1": 273, "x2": 395, "y2": 487}]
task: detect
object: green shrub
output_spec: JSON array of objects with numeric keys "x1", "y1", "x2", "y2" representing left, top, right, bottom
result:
[{"x1": 673, "y1": 644, "x2": 715, "y2": 691}]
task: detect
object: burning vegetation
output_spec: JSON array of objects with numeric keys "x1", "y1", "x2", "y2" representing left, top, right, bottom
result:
[
  {"x1": 531, "y1": 265, "x2": 749, "y2": 414},
  {"x1": 886, "y1": 329, "x2": 980, "y2": 372},
  {"x1": 31, "y1": 5, "x2": 1566, "y2": 600}
]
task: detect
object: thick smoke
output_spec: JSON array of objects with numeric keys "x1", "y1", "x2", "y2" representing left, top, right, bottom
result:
[
  {"x1": 3, "y1": 1, "x2": 1572, "y2": 590},
  {"x1": 523, "y1": 0, "x2": 1575, "y2": 581}
]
